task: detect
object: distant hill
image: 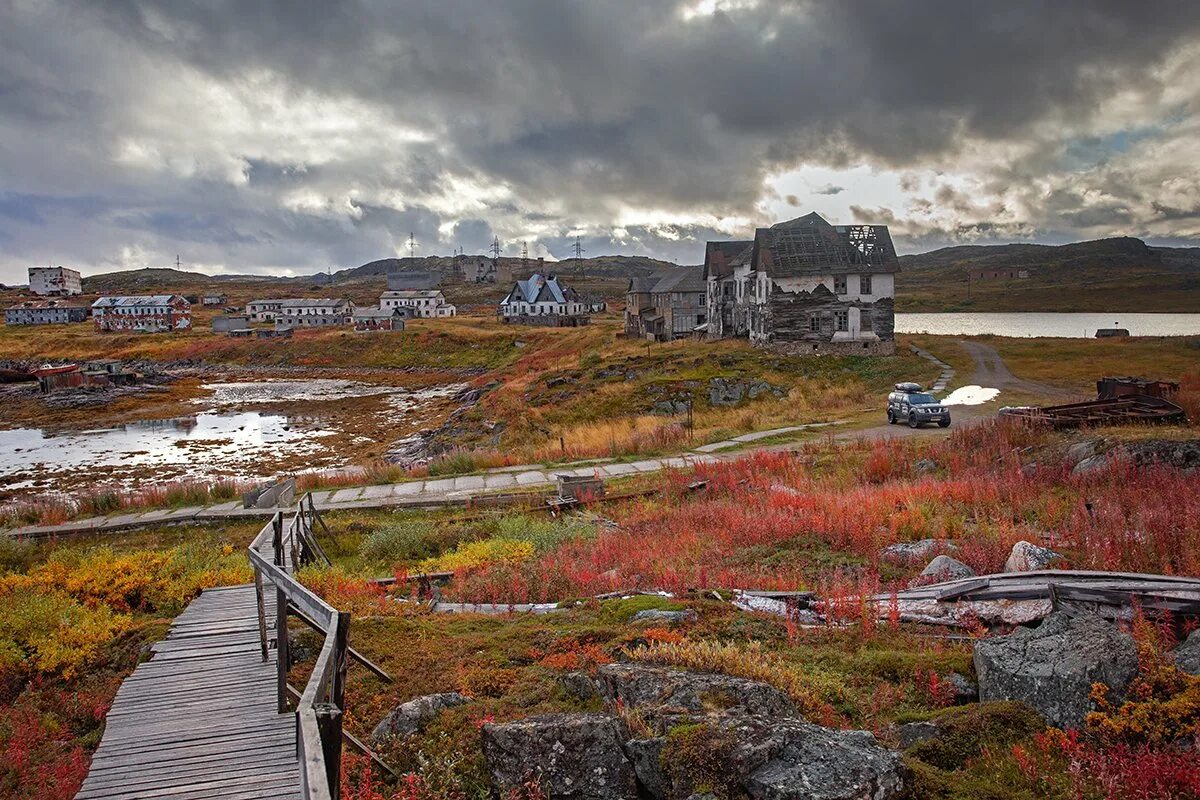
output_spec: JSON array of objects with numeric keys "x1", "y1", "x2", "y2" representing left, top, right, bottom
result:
[
  {"x1": 896, "y1": 237, "x2": 1200, "y2": 312},
  {"x1": 327, "y1": 254, "x2": 684, "y2": 283},
  {"x1": 81, "y1": 267, "x2": 264, "y2": 293}
]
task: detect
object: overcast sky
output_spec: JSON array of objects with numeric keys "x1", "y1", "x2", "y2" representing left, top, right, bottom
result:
[{"x1": 3, "y1": 0, "x2": 1200, "y2": 282}]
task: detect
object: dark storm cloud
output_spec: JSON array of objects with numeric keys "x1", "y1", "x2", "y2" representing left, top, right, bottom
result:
[{"x1": 2, "y1": 0, "x2": 1200, "y2": 278}]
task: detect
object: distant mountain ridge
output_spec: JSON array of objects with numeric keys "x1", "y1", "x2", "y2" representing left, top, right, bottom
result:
[{"x1": 67, "y1": 237, "x2": 1199, "y2": 312}]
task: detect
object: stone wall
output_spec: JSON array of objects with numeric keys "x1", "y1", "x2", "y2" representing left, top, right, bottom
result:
[{"x1": 761, "y1": 339, "x2": 897, "y2": 356}]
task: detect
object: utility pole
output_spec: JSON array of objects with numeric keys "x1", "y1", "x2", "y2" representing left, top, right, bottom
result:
[{"x1": 521, "y1": 241, "x2": 529, "y2": 274}]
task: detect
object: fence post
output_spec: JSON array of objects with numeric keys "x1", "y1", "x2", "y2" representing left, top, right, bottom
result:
[
  {"x1": 253, "y1": 568, "x2": 268, "y2": 661},
  {"x1": 316, "y1": 705, "x2": 344, "y2": 800},
  {"x1": 272, "y1": 513, "x2": 284, "y2": 568},
  {"x1": 275, "y1": 586, "x2": 290, "y2": 714}
]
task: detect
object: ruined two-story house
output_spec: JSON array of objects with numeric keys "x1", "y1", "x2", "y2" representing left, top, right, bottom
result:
[
  {"x1": 705, "y1": 212, "x2": 898, "y2": 355},
  {"x1": 624, "y1": 267, "x2": 707, "y2": 341}
]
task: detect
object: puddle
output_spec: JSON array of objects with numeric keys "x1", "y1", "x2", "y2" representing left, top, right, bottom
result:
[
  {"x1": 0, "y1": 412, "x2": 335, "y2": 489},
  {"x1": 940, "y1": 385, "x2": 1001, "y2": 406}
]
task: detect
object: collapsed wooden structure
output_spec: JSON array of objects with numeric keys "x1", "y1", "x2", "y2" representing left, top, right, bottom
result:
[
  {"x1": 1000, "y1": 376, "x2": 1187, "y2": 428},
  {"x1": 875, "y1": 570, "x2": 1200, "y2": 628}
]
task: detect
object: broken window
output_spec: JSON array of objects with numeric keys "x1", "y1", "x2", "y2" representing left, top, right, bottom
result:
[
  {"x1": 835, "y1": 310, "x2": 849, "y2": 332},
  {"x1": 809, "y1": 313, "x2": 821, "y2": 332},
  {"x1": 834, "y1": 276, "x2": 847, "y2": 294},
  {"x1": 860, "y1": 275, "x2": 872, "y2": 295}
]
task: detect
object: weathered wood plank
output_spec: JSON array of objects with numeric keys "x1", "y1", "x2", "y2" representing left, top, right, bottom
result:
[{"x1": 74, "y1": 585, "x2": 301, "y2": 800}]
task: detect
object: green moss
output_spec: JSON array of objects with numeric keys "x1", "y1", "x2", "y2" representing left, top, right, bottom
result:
[
  {"x1": 596, "y1": 595, "x2": 687, "y2": 623},
  {"x1": 906, "y1": 701, "x2": 1045, "y2": 771},
  {"x1": 661, "y1": 722, "x2": 739, "y2": 799}
]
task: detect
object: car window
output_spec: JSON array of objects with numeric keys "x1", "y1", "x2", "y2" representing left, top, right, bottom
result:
[{"x1": 909, "y1": 394, "x2": 937, "y2": 404}]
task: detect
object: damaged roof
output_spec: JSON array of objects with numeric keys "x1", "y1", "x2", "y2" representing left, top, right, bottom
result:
[
  {"x1": 703, "y1": 240, "x2": 754, "y2": 279},
  {"x1": 753, "y1": 212, "x2": 899, "y2": 277}
]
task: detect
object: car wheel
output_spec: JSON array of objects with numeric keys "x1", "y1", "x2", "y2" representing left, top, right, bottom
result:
[
  {"x1": 938, "y1": 419, "x2": 951, "y2": 428},
  {"x1": 887, "y1": 410, "x2": 895, "y2": 424},
  {"x1": 908, "y1": 414, "x2": 919, "y2": 429}
]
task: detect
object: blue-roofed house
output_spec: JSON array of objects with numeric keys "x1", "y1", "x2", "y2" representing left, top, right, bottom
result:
[{"x1": 499, "y1": 273, "x2": 590, "y2": 326}]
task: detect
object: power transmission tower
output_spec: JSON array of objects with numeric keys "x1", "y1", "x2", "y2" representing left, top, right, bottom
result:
[
  {"x1": 490, "y1": 236, "x2": 502, "y2": 262},
  {"x1": 572, "y1": 236, "x2": 585, "y2": 262},
  {"x1": 521, "y1": 241, "x2": 529, "y2": 274},
  {"x1": 175, "y1": 254, "x2": 181, "y2": 270},
  {"x1": 408, "y1": 232, "x2": 417, "y2": 259}
]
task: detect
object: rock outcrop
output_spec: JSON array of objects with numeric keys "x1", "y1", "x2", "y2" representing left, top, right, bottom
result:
[
  {"x1": 1173, "y1": 628, "x2": 1200, "y2": 675},
  {"x1": 881, "y1": 539, "x2": 956, "y2": 565},
  {"x1": 596, "y1": 663, "x2": 795, "y2": 723},
  {"x1": 481, "y1": 713, "x2": 638, "y2": 800},
  {"x1": 973, "y1": 612, "x2": 1138, "y2": 728},
  {"x1": 1003, "y1": 540, "x2": 1062, "y2": 572},
  {"x1": 370, "y1": 692, "x2": 471, "y2": 743},
  {"x1": 920, "y1": 555, "x2": 976, "y2": 582}
]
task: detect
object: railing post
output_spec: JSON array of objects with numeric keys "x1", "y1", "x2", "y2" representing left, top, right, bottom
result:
[
  {"x1": 275, "y1": 586, "x2": 290, "y2": 714},
  {"x1": 316, "y1": 705, "x2": 344, "y2": 800},
  {"x1": 253, "y1": 567, "x2": 269, "y2": 662},
  {"x1": 330, "y1": 611, "x2": 350, "y2": 709},
  {"x1": 272, "y1": 512, "x2": 284, "y2": 568}
]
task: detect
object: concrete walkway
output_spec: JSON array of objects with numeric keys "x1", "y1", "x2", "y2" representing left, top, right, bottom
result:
[{"x1": 7, "y1": 420, "x2": 861, "y2": 538}]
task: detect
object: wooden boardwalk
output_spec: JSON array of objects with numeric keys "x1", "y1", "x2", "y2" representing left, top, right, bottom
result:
[{"x1": 75, "y1": 584, "x2": 301, "y2": 800}]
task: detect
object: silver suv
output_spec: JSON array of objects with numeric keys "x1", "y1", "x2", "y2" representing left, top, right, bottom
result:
[{"x1": 887, "y1": 383, "x2": 951, "y2": 428}]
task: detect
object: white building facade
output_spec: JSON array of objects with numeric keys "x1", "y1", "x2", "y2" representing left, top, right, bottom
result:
[
  {"x1": 380, "y1": 290, "x2": 456, "y2": 318},
  {"x1": 29, "y1": 266, "x2": 82, "y2": 296}
]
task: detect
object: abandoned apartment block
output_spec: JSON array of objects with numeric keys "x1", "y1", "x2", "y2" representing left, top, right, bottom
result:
[
  {"x1": 704, "y1": 211, "x2": 898, "y2": 355},
  {"x1": 91, "y1": 295, "x2": 192, "y2": 332},
  {"x1": 5, "y1": 299, "x2": 89, "y2": 325},
  {"x1": 28, "y1": 265, "x2": 83, "y2": 296},
  {"x1": 379, "y1": 289, "x2": 457, "y2": 318},
  {"x1": 275, "y1": 298, "x2": 354, "y2": 329}
]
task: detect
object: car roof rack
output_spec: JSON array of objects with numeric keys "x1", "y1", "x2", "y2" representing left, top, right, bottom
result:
[{"x1": 894, "y1": 382, "x2": 924, "y2": 392}]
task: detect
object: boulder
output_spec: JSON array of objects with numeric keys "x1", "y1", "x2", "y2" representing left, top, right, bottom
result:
[
  {"x1": 596, "y1": 663, "x2": 795, "y2": 724},
  {"x1": 1072, "y1": 454, "x2": 1109, "y2": 475},
  {"x1": 631, "y1": 609, "x2": 698, "y2": 625},
  {"x1": 913, "y1": 458, "x2": 939, "y2": 474},
  {"x1": 1066, "y1": 440, "x2": 1101, "y2": 465},
  {"x1": 943, "y1": 671, "x2": 979, "y2": 704},
  {"x1": 481, "y1": 713, "x2": 637, "y2": 800},
  {"x1": 663, "y1": 715, "x2": 905, "y2": 800},
  {"x1": 973, "y1": 612, "x2": 1138, "y2": 729},
  {"x1": 558, "y1": 671, "x2": 602, "y2": 703},
  {"x1": 881, "y1": 539, "x2": 955, "y2": 565},
  {"x1": 370, "y1": 692, "x2": 471, "y2": 743},
  {"x1": 920, "y1": 555, "x2": 976, "y2": 582},
  {"x1": 624, "y1": 737, "x2": 669, "y2": 799},
  {"x1": 1003, "y1": 540, "x2": 1062, "y2": 572},
  {"x1": 894, "y1": 721, "x2": 940, "y2": 749},
  {"x1": 1172, "y1": 628, "x2": 1200, "y2": 675}
]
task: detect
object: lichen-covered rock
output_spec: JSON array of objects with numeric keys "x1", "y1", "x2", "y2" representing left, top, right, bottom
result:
[
  {"x1": 881, "y1": 539, "x2": 956, "y2": 564},
  {"x1": 596, "y1": 663, "x2": 795, "y2": 725},
  {"x1": 1003, "y1": 540, "x2": 1062, "y2": 572},
  {"x1": 665, "y1": 715, "x2": 906, "y2": 800},
  {"x1": 943, "y1": 671, "x2": 979, "y2": 704},
  {"x1": 1072, "y1": 454, "x2": 1109, "y2": 475},
  {"x1": 920, "y1": 555, "x2": 976, "y2": 582},
  {"x1": 558, "y1": 671, "x2": 602, "y2": 703},
  {"x1": 624, "y1": 737, "x2": 668, "y2": 799},
  {"x1": 481, "y1": 713, "x2": 637, "y2": 800},
  {"x1": 370, "y1": 692, "x2": 471, "y2": 743},
  {"x1": 631, "y1": 609, "x2": 698, "y2": 625},
  {"x1": 894, "y1": 721, "x2": 940, "y2": 749},
  {"x1": 973, "y1": 612, "x2": 1138, "y2": 729},
  {"x1": 1173, "y1": 628, "x2": 1200, "y2": 675}
]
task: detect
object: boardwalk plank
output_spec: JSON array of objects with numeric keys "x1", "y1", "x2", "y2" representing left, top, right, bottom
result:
[{"x1": 74, "y1": 586, "x2": 300, "y2": 800}]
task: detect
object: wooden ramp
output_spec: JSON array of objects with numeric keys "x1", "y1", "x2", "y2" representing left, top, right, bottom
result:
[{"x1": 76, "y1": 584, "x2": 301, "y2": 800}]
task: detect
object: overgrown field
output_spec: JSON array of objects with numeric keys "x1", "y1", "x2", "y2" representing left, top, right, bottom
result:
[{"x1": 8, "y1": 421, "x2": 1197, "y2": 798}]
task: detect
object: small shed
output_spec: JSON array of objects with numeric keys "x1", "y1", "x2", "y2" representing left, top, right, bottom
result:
[
  {"x1": 212, "y1": 314, "x2": 251, "y2": 334},
  {"x1": 353, "y1": 307, "x2": 406, "y2": 332}
]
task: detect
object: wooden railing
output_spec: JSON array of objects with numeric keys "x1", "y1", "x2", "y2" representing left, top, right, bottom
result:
[{"x1": 248, "y1": 496, "x2": 347, "y2": 800}]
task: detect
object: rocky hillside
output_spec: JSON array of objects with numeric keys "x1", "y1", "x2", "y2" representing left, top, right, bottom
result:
[{"x1": 896, "y1": 237, "x2": 1200, "y2": 312}]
